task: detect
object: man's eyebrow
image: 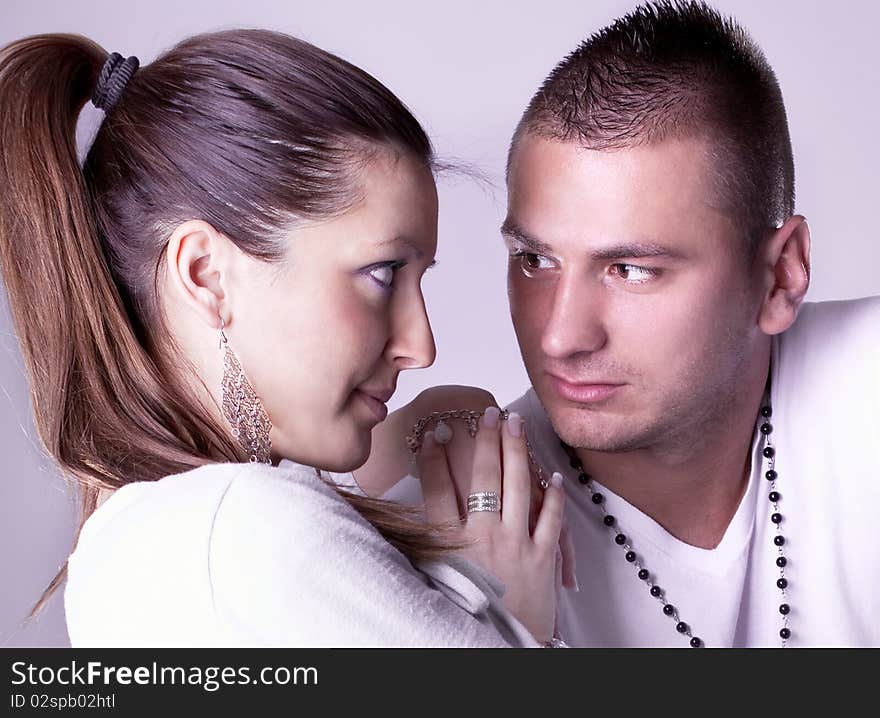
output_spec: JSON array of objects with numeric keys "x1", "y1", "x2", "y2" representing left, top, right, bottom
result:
[
  {"x1": 501, "y1": 221, "x2": 685, "y2": 261},
  {"x1": 589, "y1": 243, "x2": 686, "y2": 261},
  {"x1": 500, "y1": 222, "x2": 555, "y2": 255}
]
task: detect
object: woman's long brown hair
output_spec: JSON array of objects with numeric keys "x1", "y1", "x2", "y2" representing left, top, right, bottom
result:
[{"x1": 0, "y1": 30, "x2": 453, "y2": 623}]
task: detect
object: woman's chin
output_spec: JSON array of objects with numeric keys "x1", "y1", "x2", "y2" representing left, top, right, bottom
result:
[
  {"x1": 334, "y1": 436, "x2": 372, "y2": 473},
  {"x1": 270, "y1": 415, "x2": 374, "y2": 472},
  {"x1": 308, "y1": 439, "x2": 373, "y2": 474}
]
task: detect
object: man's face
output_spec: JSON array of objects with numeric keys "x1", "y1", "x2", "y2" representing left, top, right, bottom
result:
[{"x1": 504, "y1": 134, "x2": 766, "y2": 452}]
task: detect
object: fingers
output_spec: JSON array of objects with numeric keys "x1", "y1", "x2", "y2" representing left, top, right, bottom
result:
[
  {"x1": 527, "y1": 465, "x2": 544, "y2": 535},
  {"x1": 533, "y1": 472, "x2": 566, "y2": 550},
  {"x1": 417, "y1": 431, "x2": 461, "y2": 525},
  {"x1": 441, "y1": 416, "x2": 481, "y2": 507},
  {"x1": 524, "y1": 464, "x2": 577, "y2": 589},
  {"x1": 499, "y1": 412, "x2": 531, "y2": 532},
  {"x1": 467, "y1": 406, "x2": 503, "y2": 522},
  {"x1": 559, "y1": 517, "x2": 579, "y2": 591}
]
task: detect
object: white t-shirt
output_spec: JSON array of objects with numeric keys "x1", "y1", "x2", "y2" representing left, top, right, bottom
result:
[
  {"x1": 388, "y1": 298, "x2": 880, "y2": 647},
  {"x1": 64, "y1": 458, "x2": 538, "y2": 647}
]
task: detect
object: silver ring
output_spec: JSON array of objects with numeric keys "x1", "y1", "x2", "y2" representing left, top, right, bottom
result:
[
  {"x1": 467, "y1": 502, "x2": 500, "y2": 513},
  {"x1": 467, "y1": 491, "x2": 500, "y2": 513}
]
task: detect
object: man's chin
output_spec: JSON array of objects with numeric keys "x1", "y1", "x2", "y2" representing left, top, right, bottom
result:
[{"x1": 544, "y1": 402, "x2": 653, "y2": 453}]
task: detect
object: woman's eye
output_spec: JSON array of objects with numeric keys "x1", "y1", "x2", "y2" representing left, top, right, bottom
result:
[
  {"x1": 370, "y1": 265, "x2": 395, "y2": 287},
  {"x1": 367, "y1": 261, "x2": 406, "y2": 290},
  {"x1": 609, "y1": 263, "x2": 657, "y2": 284}
]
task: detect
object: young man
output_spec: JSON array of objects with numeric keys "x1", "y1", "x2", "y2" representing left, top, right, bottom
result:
[
  {"x1": 356, "y1": 1, "x2": 879, "y2": 647},
  {"x1": 499, "y1": 0, "x2": 879, "y2": 647}
]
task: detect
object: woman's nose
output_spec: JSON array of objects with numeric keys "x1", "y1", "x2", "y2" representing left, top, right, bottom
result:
[{"x1": 386, "y1": 289, "x2": 436, "y2": 370}]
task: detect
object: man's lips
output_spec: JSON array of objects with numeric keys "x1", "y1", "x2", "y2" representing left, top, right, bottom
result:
[{"x1": 548, "y1": 373, "x2": 625, "y2": 404}]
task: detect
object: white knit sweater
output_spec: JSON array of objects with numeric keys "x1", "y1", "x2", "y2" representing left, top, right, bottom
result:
[{"x1": 64, "y1": 459, "x2": 539, "y2": 647}]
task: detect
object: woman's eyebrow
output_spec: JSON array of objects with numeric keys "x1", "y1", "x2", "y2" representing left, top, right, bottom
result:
[{"x1": 376, "y1": 235, "x2": 427, "y2": 259}]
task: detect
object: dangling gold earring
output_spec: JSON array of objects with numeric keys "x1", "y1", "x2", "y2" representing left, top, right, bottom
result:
[{"x1": 219, "y1": 317, "x2": 272, "y2": 464}]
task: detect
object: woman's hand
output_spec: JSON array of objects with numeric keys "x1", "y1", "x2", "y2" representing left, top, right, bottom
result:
[
  {"x1": 416, "y1": 406, "x2": 565, "y2": 644},
  {"x1": 352, "y1": 385, "x2": 496, "y2": 498},
  {"x1": 354, "y1": 384, "x2": 578, "y2": 592}
]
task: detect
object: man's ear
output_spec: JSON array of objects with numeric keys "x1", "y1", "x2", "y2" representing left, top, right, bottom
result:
[
  {"x1": 757, "y1": 215, "x2": 811, "y2": 336},
  {"x1": 164, "y1": 219, "x2": 233, "y2": 330}
]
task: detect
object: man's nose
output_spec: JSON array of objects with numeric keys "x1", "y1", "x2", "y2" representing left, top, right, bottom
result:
[{"x1": 540, "y1": 270, "x2": 608, "y2": 359}]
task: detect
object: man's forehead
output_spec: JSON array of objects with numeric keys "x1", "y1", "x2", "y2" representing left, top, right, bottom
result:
[
  {"x1": 508, "y1": 133, "x2": 713, "y2": 183},
  {"x1": 505, "y1": 135, "x2": 735, "y2": 252}
]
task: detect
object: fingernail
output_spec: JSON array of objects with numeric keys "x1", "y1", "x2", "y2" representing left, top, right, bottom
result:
[
  {"x1": 506, "y1": 412, "x2": 522, "y2": 437},
  {"x1": 571, "y1": 575, "x2": 580, "y2": 593},
  {"x1": 423, "y1": 431, "x2": 435, "y2": 449},
  {"x1": 551, "y1": 471, "x2": 563, "y2": 488},
  {"x1": 481, "y1": 406, "x2": 500, "y2": 429}
]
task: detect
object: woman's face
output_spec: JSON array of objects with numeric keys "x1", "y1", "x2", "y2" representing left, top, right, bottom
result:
[{"x1": 226, "y1": 152, "x2": 438, "y2": 471}]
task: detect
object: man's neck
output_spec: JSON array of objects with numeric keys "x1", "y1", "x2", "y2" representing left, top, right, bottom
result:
[{"x1": 573, "y1": 363, "x2": 769, "y2": 550}]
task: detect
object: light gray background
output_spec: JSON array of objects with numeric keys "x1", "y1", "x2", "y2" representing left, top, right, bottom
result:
[{"x1": 2, "y1": 0, "x2": 877, "y2": 647}]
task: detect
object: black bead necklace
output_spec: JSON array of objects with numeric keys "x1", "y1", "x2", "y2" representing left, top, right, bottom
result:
[{"x1": 559, "y1": 402, "x2": 791, "y2": 647}]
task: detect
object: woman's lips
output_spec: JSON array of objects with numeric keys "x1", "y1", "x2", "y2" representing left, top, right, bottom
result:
[
  {"x1": 549, "y1": 375, "x2": 624, "y2": 404},
  {"x1": 354, "y1": 389, "x2": 389, "y2": 422}
]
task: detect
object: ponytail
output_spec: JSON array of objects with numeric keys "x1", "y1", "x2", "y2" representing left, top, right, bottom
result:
[{"x1": 0, "y1": 35, "x2": 240, "y2": 620}]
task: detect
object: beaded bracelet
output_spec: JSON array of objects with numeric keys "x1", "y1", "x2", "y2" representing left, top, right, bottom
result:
[{"x1": 405, "y1": 408, "x2": 550, "y2": 489}]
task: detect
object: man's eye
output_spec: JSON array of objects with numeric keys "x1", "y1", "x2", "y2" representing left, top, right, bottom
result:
[
  {"x1": 513, "y1": 251, "x2": 554, "y2": 272},
  {"x1": 609, "y1": 263, "x2": 658, "y2": 284}
]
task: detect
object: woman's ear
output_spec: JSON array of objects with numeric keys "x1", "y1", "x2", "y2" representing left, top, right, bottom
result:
[
  {"x1": 757, "y1": 215, "x2": 811, "y2": 336},
  {"x1": 164, "y1": 220, "x2": 233, "y2": 330}
]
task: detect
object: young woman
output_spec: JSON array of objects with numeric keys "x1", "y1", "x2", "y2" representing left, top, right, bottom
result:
[{"x1": 0, "y1": 29, "x2": 565, "y2": 647}]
